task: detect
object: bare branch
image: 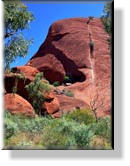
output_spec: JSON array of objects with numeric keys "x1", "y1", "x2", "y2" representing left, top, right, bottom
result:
[{"x1": 89, "y1": 90, "x2": 104, "y2": 123}]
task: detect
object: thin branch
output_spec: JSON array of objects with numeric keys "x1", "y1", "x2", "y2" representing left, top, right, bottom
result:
[{"x1": 5, "y1": 30, "x2": 16, "y2": 39}]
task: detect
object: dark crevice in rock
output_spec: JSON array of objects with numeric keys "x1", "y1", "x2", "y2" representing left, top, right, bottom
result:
[
  {"x1": 53, "y1": 33, "x2": 69, "y2": 41},
  {"x1": 47, "y1": 44, "x2": 86, "y2": 83}
]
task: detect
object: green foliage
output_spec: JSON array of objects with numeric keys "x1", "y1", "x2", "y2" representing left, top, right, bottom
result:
[
  {"x1": 63, "y1": 75, "x2": 71, "y2": 83},
  {"x1": 62, "y1": 88, "x2": 74, "y2": 97},
  {"x1": 101, "y1": 17, "x2": 111, "y2": 34},
  {"x1": 101, "y1": 2, "x2": 112, "y2": 35},
  {"x1": 94, "y1": 116, "x2": 111, "y2": 140},
  {"x1": 103, "y1": 3, "x2": 112, "y2": 18},
  {"x1": 25, "y1": 72, "x2": 50, "y2": 115},
  {"x1": 64, "y1": 108, "x2": 95, "y2": 125},
  {"x1": 53, "y1": 81, "x2": 60, "y2": 87},
  {"x1": 4, "y1": 111, "x2": 51, "y2": 136},
  {"x1": 74, "y1": 124, "x2": 95, "y2": 149},
  {"x1": 4, "y1": 109, "x2": 111, "y2": 149},
  {"x1": 5, "y1": 35, "x2": 33, "y2": 69},
  {"x1": 90, "y1": 135, "x2": 111, "y2": 150},
  {"x1": 4, "y1": 111, "x2": 18, "y2": 139},
  {"x1": 42, "y1": 119, "x2": 77, "y2": 149},
  {"x1": 11, "y1": 72, "x2": 26, "y2": 94},
  {"x1": 4, "y1": 0, "x2": 34, "y2": 69}
]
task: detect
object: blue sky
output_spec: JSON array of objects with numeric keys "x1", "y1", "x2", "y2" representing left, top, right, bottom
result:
[{"x1": 10, "y1": 2, "x2": 105, "y2": 68}]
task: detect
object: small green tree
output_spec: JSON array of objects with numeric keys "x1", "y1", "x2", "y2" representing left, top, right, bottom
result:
[
  {"x1": 25, "y1": 72, "x2": 50, "y2": 115},
  {"x1": 101, "y1": 2, "x2": 112, "y2": 35},
  {"x1": 3, "y1": 0, "x2": 34, "y2": 69}
]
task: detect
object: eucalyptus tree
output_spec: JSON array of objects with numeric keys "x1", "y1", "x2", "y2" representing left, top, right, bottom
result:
[{"x1": 3, "y1": 0, "x2": 34, "y2": 69}]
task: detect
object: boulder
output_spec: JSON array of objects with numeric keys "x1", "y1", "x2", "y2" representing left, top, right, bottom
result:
[
  {"x1": 42, "y1": 96, "x2": 60, "y2": 114},
  {"x1": 4, "y1": 73, "x2": 30, "y2": 100},
  {"x1": 44, "y1": 91, "x2": 55, "y2": 100},
  {"x1": 11, "y1": 65, "x2": 39, "y2": 81},
  {"x1": 4, "y1": 93, "x2": 35, "y2": 117}
]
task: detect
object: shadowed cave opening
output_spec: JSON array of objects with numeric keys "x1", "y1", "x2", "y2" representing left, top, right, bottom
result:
[
  {"x1": 39, "y1": 68, "x2": 86, "y2": 85},
  {"x1": 63, "y1": 73, "x2": 86, "y2": 84}
]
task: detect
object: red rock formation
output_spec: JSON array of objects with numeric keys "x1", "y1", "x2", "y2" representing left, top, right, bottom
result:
[
  {"x1": 11, "y1": 65, "x2": 39, "y2": 81},
  {"x1": 42, "y1": 91, "x2": 60, "y2": 115},
  {"x1": 27, "y1": 18, "x2": 111, "y2": 117},
  {"x1": 27, "y1": 18, "x2": 94, "y2": 83},
  {"x1": 4, "y1": 66, "x2": 40, "y2": 99},
  {"x1": 4, "y1": 73, "x2": 30, "y2": 99},
  {"x1": 43, "y1": 97, "x2": 60, "y2": 114},
  {"x1": 5, "y1": 93, "x2": 35, "y2": 117}
]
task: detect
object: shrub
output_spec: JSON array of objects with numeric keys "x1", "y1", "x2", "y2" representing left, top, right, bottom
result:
[
  {"x1": 74, "y1": 124, "x2": 95, "y2": 149},
  {"x1": 42, "y1": 118, "x2": 77, "y2": 149},
  {"x1": 4, "y1": 111, "x2": 18, "y2": 139},
  {"x1": 63, "y1": 75, "x2": 71, "y2": 83},
  {"x1": 90, "y1": 135, "x2": 111, "y2": 149},
  {"x1": 64, "y1": 108, "x2": 95, "y2": 125},
  {"x1": 94, "y1": 116, "x2": 111, "y2": 140},
  {"x1": 53, "y1": 81, "x2": 60, "y2": 87},
  {"x1": 62, "y1": 89, "x2": 74, "y2": 97},
  {"x1": 4, "y1": 110, "x2": 111, "y2": 149},
  {"x1": 65, "y1": 90, "x2": 74, "y2": 97},
  {"x1": 25, "y1": 72, "x2": 50, "y2": 115}
]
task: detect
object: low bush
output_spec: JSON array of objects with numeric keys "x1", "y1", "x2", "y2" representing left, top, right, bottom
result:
[
  {"x1": 74, "y1": 124, "x2": 95, "y2": 149},
  {"x1": 62, "y1": 89, "x2": 74, "y2": 97},
  {"x1": 4, "y1": 111, "x2": 18, "y2": 139},
  {"x1": 42, "y1": 119, "x2": 77, "y2": 149},
  {"x1": 64, "y1": 108, "x2": 95, "y2": 125},
  {"x1": 4, "y1": 110, "x2": 111, "y2": 149},
  {"x1": 94, "y1": 116, "x2": 111, "y2": 140},
  {"x1": 53, "y1": 81, "x2": 60, "y2": 87},
  {"x1": 90, "y1": 135, "x2": 111, "y2": 149}
]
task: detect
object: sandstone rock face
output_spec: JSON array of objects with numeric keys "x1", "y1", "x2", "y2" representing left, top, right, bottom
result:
[
  {"x1": 51, "y1": 94, "x2": 88, "y2": 118},
  {"x1": 27, "y1": 18, "x2": 94, "y2": 83},
  {"x1": 11, "y1": 65, "x2": 39, "y2": 81},
  {"x1": 44, "y1": 91, "x2": 55, "y2": 100},
  {"x1": 44, "y1": 97, "x2": 60, "y2": 114},
  {"x1": 5, "y1": 93, "x2": 35, "y2": 117},
  {"x1": 27, "y1": 18, "x2": 111, "y2": 117},
  {"x1": 4, "y1": 73, "x2": 30, "y2": 99},
  {"x1": 42, "y1": 91, "x2": 60, "y2": 115}
]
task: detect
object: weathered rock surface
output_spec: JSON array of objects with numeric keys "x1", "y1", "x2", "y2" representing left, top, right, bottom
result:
[
  {"x1": 11, "y1": 65, "x2": 39, "y2": 81},
  {"x1": 4, "y1": 18, "x2": 111, "y2": 118},
  {"x1": 43, "y1": 97, "x2": 60, "y2": 114},
  {"x1": 52, "y1": 94, "x2": 88, "y2": 118},
  {"x1": 4, "y1": 73, "x2": 30, "y2": 99},
  {"x1": 4, "y1": 66, "x2": 40, "y2": 99},
  {"x1": 27, "y1": 18, "x2": 111, "y2": 117},
  {"x1": 27, "y1": 18, "x2": 94, "y2": 83},
  {"x1": 41, "y1": 91, "x2": 60, "y2": 114},
  {"x1": 4, "y1": 93, "x2": 35, "y2": 117}
]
